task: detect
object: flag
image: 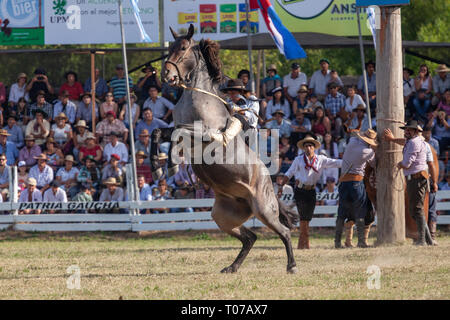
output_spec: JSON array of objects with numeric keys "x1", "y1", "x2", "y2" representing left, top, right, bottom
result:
[
  {"x1": 366, "y1": 7, "x2": 377, "y2": 49},
  {"x1": 250, "y1": 0, "x2": 306, "y2": 60},
  {"x1": 130, "y1": 0, "x2": 152, "y2": 42}
]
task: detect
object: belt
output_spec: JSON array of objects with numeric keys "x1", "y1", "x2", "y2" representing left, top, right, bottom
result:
[
  {"x1": 406, "y1": 170, "x2": 429, "y2": 181},
  {"x1": 339, "y1": 174, "x2": 364, "y2": 182},
  {"x1": 297, "y1": 183, "x2": 315, "y2": 190}
]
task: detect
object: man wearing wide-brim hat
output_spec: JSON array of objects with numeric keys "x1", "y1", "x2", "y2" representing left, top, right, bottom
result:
[
  {"x1": 344, "y1": 104, "x2": 370, "y2": 133},
  {"x1": 384, "y1": 120, "x2": 434, "y2": 246},
  {"x1": 209, "y1": 79, "x2": 259, "y2": 148},
  {"x1": 18, "y1": 177, "x2": 43, "y2": 215},
  {"x1": 281, "y1": 133, "x2": 342, "y2": 249},
  {"x1": 335, "y1": 129, "x2": 378, "y2": 249},
  {"x1": 262, "y1": 64, "x2": 282, "y2": 99},
  {"x1": 99, "y1": 177, "x2": 124, "y2": 207},
  {"x1": 432, "y1": 64, "x2": 450, "y2": 102},
  {"x1": 29, "y1": 153, "x2": 54, "y2": 193},
  {"x1": 0, "y1": 128, "x2": 18, "y2": 166},
  {"x1": 265, "y1": 109, "x2": 292, "y2": 138}
]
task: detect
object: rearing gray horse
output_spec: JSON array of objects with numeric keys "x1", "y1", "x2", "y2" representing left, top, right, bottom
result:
[{"x1": 162, "y1": 24, "x2": 298, "y2": 274}]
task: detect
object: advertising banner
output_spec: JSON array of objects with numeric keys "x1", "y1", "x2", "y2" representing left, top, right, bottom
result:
[
  {"x1": 44, "y1": 0, "x2": 159, "y2": 45},
  {"x1": 0, "y1": 0, "x2": 45, "y2": 45},
  {"x1": 165, "y1": 0, "x2": 371, "y2": 41}
]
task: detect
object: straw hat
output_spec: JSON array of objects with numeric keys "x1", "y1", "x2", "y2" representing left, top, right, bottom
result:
[
  {"x1": 0, "y1": 129, "x2": 11, "y2": 136},
  {"x1": 104, "y1": 177, "x2": 119, "y2": 186},
  {"x1": 355, "y1": 129, "x2": 378, "y2": 146},
  {"x1": 435, "y1": 64, "x2": 450, "y2": 73},
  {"x1": 136, "y1": 150, "x2": 148, "y2": 159},
  {"x1": 139, "y1": 129, "x2": 150, "y2": 137},
  {"x1": 271, "y1": 109, "x2": 285, "y2": 117},
  {"x1": 399, "y1": 120, "x2": 423, "y2": 132},
  {"x1": 297, "y1": 85, "x2": 308, "y2": 94},
  {"x1": 25, "y1": 135, "x2": 35, "y2": 141},
  {"x1": 26, "y1": 177, "x2": 37, "y2": 186},
  {"x1": 267, "y1": 64, "x2": 277, "y2": 73},
  {"x1": 297, "y1": 136, "x2": 321, "y2": 150},
  {"x1": 64, "y1": 155, "x2": 75, "y2": 162},
  {"x1": 85, "y1": 133, "x2": 96, "y2": 140},
  {"x1": 158, "y1": 153, "x2": 168, "y2": 160},
  {"x1": 46, "y1": 137, "x2": 56, "y2": 145},
  {"x1": 220, "y1": 79, "x2": 250, "y2": 93},
  {"x1": 17, "y1": 73, "x2": 27, "y2": 80},
  {"x1": 75, "y1": 120, "x2": 88, "y2": 128}
]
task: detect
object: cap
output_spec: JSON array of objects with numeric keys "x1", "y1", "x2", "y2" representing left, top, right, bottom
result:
[
  {"x1": 106, "y1": 110, "x2": 116, "y2": 118},
  {"x1": 116, "y1": 64, "x2": 124, "y2": 70},
  {"x1": 18, "y1": 161, "x2": 26, "y2": 167},
  {"x1": 110, "y1": 154, "x2": 121, "y2": 161},
  {"x1": 291, "y1": 62, "x2": 300, "y2": 69}
]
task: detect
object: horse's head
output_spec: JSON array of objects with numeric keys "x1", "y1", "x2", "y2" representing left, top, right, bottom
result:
[
  {"x1": 163, "y1": 24, "x2": 196, "y2": 86},
  {"x1": 163, "y1": 24, "x2": 222, "y2": 86}
]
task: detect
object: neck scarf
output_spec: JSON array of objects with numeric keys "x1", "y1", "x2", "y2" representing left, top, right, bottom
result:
[{"x1": 304, "y1": 153, "x2": 318, "y2": 173}]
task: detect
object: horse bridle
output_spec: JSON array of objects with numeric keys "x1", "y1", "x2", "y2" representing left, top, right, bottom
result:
[{"x1": 164, "y1": 38, "x2": 196, "y2": 84}]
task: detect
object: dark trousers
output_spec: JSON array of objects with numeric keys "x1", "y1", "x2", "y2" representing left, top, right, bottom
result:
[
  {"x1": 428, "y1": 191, "x2": 437, "y2": 223},
  {"x1": 406, "y1": 176, "x2": 427, "y2": 219},
  {"x1": 337, "y1": 181, "x2": 368, "y2": 221},
  {"x1": 294, "y1": 187, "x2": 316, "y2": 221}
]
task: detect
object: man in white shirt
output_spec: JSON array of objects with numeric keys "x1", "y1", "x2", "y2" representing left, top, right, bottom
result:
[
  {"x1": 432, "y1": 64, "x2": 450, "y2": 105},
  {"x1": 309, "y1": 58, "x2": 343, "y2": 101},
  {"x1": 281, "y1": 134, "x2": 342, "y2": 249},
  {"x1": 283, "y1": 63, "x2": 307, "y2": 106},
  {"x1": 19, "y1": 177, "x2": 42, "y2": 215},
  {"x1": 143, "y1": 86, "x2": 175, "y2": 122},
  {"x1": 43, "y1": 181, "x2": 68, "y2": 213},
  {"x1": 103, "y1": 131, "x2": 128, "y2": 166}
]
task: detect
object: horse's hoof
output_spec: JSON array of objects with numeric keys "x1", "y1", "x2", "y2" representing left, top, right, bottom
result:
[
  {"x1": 287, "y1": 266, "x2": 298, "y2": 274},
  {"x1": 220, "y1": 266, "x2": 236, "y2": 273}
]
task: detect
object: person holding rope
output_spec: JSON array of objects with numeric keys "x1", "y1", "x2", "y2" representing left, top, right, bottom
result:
[
  {"x1": 280, "y1": 133, "x2": 342, "y2": 249},
  {"x1": 335, "y1": 129, "x2": 377, "y2": 248},
  {"x1": 384, "y1": 120, "x2": 435, "y2": 246}
]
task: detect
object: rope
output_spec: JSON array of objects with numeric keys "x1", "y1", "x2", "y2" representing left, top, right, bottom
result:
[{"x1": 376, "y1": 118, "x2": 406, "y2": 125}]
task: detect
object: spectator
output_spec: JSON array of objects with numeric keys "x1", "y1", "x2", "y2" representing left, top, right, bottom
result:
[
  {"x1": 135, "y1": 129, "x2": 151, "y2": 165},
  {"x1": 311, "y1": 106, "x2": 331, "y2": 138},
  {"x1": 195, "y1": 182, "x2": 214, "y2": 212},
  {"x1": 305, "y1": 93, "x2": 324, "y2": 112},
  {"x1": 309, "y1": 58, "x2": 343, "y2": 101},
  {"x1": 59, "y1": 71, "x2": 84, "y2": 106},
  {"x1": 279, "y1": 135, "x2": 295, "y2": 173},
  {"x1": 99, "y1": 177, "x2": 124, "y2": 205},
  {"x1": 43, "y1": 181, "x2": 68, "y2": 213},
  {"x1": 50, "y1": 112, "x2": 73, "y2": 153},
  {"x1": 422, "y1": 126, "x2": 440, "y2": 156},
  {"x1": 109, "y1": 64, "x2": 134, "y2": 107},
  {"x1": 4, "y1": 114, "x2": 24, "y2": 149},
  {"x1": 414, "y1": 64, "x2": 433, "y2": 97},
  {"x1": 265, "y1": 87, "x2": 290, "y2": 120},
  {"x1": 411, "y1": 89, "x2": 432, "y2": 125},
  {"x1": 28, "y1": 153, "x2": 54, "y2": 193},
  {"x1": 152, "y1": 178, "x2": 172, "y2": 213},
  {"x1": 7, "y1": 97, "x2": 27, "y2": 126},
  {"x1": 153, "y1": 153, "x2": 175, "y2": 187},
  {"x1": 292, "y1": 85, "x2": 309, "y2": 115},
  {"x1": 345, "y1": 85, "x2": 366, "y2": 113},
  {"x1": 318, "y1": 137, "x2": 339, "y2": 186},
  {"x1": 99, "y1": 92, "x2": 119, "y2": 120},
  {"x1": 432, "y1": 65, "x2": 450, "y2": 105},
  {"x1": 26, "y1": 90, "x2": 53, "y2": 124},
  {"x1": 437, "y1": 89, "x2": 450, "y2": 116},
  {"x1": 19, "y1": 135, "x2": 42, "y2": 168},
  {"x1": 137, "y1": 175, "x2": 152, "y2": 214},
  {"x1": 345, "y1": 104, "x2": 370, "y2": 133},
  {"x1": 25, "y1": 68, "x2": 54, "y2": 103},
  {"x1": 0, "y1": 153, "x2": 10, "y2": 201},
  {"x1": 266, "y1": 110, "x2": 292, "y2": 137},
  {"x1": 72, "y1": 120, "x2": 90, "y2": 160},
  {"x1": 84, "y1": 68, "x2": 108, "y2": 101},
  {"x1": 291, "y1": 110, "x2": 311, "y2": 135},
  {"x1": 136, "y1": 151, "x2": 152, "y2": 184},
  {"x1": 53, "y1": 91, "x2": 77, "y2": 125},
  {"x1": 324, "y1": 82, "x2": 346, "y2": 138},
  {"x1": 357, "y1": 60, "x2": 376, "y2": 109},
  {"x1": 403, "y1": 68, "x2": 416, "y2": 106},
  {"x1": 0, "y1": 129, "x2": 18, "y2": 165},
  {"x1": 119, "y1": 92, "x2": 140, "y2": 129},
  {"x1": 8, "y1": 72, "x2": 29, "y2": 106},
  {"x1": 78, "y1": 133, "x2": 102, "y2": 164},
  {"x1": 18, "y1": 178, "x2": 42, "y2": 215},
  {"x1": 261, "y1": 64, "x2": 282, "y2": 100},
  {"x1": 142, "y1": 86, "x2": 174, "y2": 123},
  {"x1": 136, "y1": 65, "x2": 162, "y2": 102},
  {"x1": 101, "y1": 154, "x2": 124, "y2": 187},
  {"x1": 237, "y1": 69, "x2": 254, "y2": 92},
  {"x1": 103, "y1": 132, "x2": 128, "y2": 166},
  {"x1": 320, "y1": 176, "x2": 338, "y2": 206},
  {"x1": 134, "y1": 108, "x2": 169, "y2": 138},
  {"x1": 283, "y1": 62, "x2": 307, "y2": 106},
  {"x1": 72, "y1": 183, "x2": 93, "y2": 204},
  {"x1": 43, "y1": 137, "x2": 64, "y2": 171},
  {"x1": 76, "y1": 92, "x2": 99, "y2": 130},
  {"x1": 429, "y1": 111, "x2": 450, "y2": 155},
  {"x1": 17, "y1": 161, "x2": 28, "y2": 191},
  {"x1": 95, "y1": 110, "x2": 128, "y2": 147},
  {"x1": 0, "y1": 81, "x2": 4, "y2": 106},
  {"x1": 273, "y1": 173, "x2": 295, "y2": 210},
  {"x1": 55, "y1": 155, "x2": 79, "y2": 199},
  {"x1": 173, "y1": 183, "x2": 194, "y2": 213},
  {"x1": 173, "y1": 158, "x2": 195, "y2": 188},
  {"x1": 438, "y1": 173, "x2": 450, "y2": 190},
  {"x1": 77, "y1": 155, "x2": 101, "y2": 193}
]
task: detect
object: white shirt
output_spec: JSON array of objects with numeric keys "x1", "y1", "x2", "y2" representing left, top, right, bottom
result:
[
  {"x1": 309, "y1": 70, "x2": 343, "y2": 96},
  {"x1": 19, "y1": 188, "x2": 42, "y2": 202},
  {"x1": 8, "y1": 83, "x2": 29, "y2": 103},
  {"x1": 43, "y1": 188, "x2": 68, "y2": 202},
  {"x1": 244, "y1": 95, "x2": 260, "y2": 129},
  {"x1": 403, "y1": 78, "x2": 416, "y2": 97},
  {"x1": 345, "y1": 94, "x2": 366, "y2": 113},
  {"x1": 265, "y1": 99, "x2": 291, "y2": 120},
  {"x1": 103, "y1": 141, "x2": 128, "y2": 163},
  {"x1": 284, "y1": 153, "x2": 342, "y2": 185},
  {"x1": 143, "y1": 96, "x2": 174, "y2": 119},
  {"x1": 283, "y1": 73, "x2": 307, "y2": 98}
]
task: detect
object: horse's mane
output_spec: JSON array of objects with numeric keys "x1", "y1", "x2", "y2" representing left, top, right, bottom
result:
[{"x1": 198, "y1": 39, "x2": 222, "y2": 83}]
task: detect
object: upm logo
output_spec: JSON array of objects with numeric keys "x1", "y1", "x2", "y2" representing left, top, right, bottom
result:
[{"x1": 276, "y1": 0, "x2": 333, "y2": 19}]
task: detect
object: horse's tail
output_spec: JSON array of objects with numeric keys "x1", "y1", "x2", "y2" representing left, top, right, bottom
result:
[{"x1": 277, "y1": 198, "x2": 299, "y2": 230}]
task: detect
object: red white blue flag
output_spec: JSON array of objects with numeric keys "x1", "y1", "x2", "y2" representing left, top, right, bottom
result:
[{"x1": 250, "y1": 0, "x2": 307, "y2": 59}]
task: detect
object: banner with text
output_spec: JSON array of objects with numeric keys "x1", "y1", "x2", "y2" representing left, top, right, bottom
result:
[{"x1": 44, "y1": 0, "x2": 159, "y2": 45}]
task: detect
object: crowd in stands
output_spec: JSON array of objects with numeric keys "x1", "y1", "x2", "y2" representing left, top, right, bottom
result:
[{"x1": 0, "y1": 59, "x2": 448, "y2": 213}]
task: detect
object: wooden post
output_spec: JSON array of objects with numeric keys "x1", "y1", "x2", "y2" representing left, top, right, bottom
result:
[
  {"x1": 256, "y1": 50, "x2": 261, "y2": 97},
  {"x1": 375, "y1": 7, "x2": 405, "y2": 245},
  {"x1": 90, "y1": 51, "x2": 96, "y2": 133}
]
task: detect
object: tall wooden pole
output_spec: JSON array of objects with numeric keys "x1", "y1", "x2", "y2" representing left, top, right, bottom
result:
[{"x1": 375, "y1": 7, "x2": 405, "y2": 245}]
